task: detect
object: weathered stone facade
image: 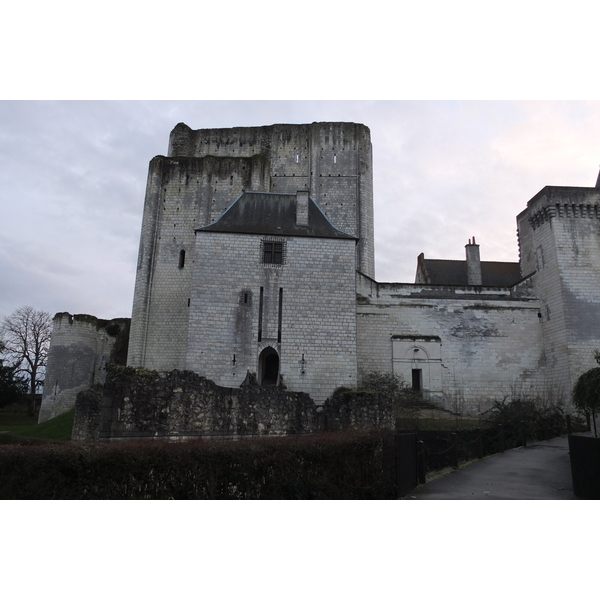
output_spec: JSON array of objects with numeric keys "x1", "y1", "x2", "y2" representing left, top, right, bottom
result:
[
  {"x1": 72, "y1": 367, "x2": 396, "y2": 441},
  {"x1": 127, "y1": 122, "x2": 374, "y2": 377},
  {"x1": 72, "y1": 368, "x2": 320, "y2": 441},
  {"x1": 40, "y1": 120, "x2": 600, "y2": 429},
  {"x1": 517, "y1": 187, "x2": 600, "y2": 396},
  {"x1": 187, "y1": 224, "x2": 357, "y2": 404},
  {"x1": 356, "y1": 273, "x2": 545, "y2": 414},
  {"x1": 39, "y1": 314, "x2": 130, "y2": 422}
]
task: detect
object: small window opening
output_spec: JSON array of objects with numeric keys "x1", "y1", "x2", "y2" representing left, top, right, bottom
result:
[
  {"x1": 178, "y1": 249, "x2": 186, "y2": 269},
  {"x1": 240, "y1": 289, "x2": 252, "y2": 306}
]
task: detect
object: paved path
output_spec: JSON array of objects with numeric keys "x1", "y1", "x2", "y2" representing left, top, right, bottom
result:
[{"x1": 407, "y1": 435, "x2": 577, "y2": 500}]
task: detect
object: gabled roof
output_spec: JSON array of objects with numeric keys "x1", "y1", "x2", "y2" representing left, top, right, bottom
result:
[
  {"x1": 418, "y1": 258, "x2": 521, "y2": 287},
  {"x1": 196, "y1": 191, "x2": 357, "y2": 240}
]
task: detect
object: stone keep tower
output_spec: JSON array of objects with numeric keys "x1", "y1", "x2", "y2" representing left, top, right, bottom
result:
[
  {"x1": 517, "y1": 179, "x2": 600, "y2": 396},
  {"x1": 127, "y1": 122, "x2": 374, "y2": 373}
]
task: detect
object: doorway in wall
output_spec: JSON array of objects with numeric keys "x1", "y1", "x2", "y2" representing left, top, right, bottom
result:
[
  {"x1": 259, "y1": 347, "x2": 279, "y2": 386},
  {"x1": 412, "y1": 369, "x2": 422, "y2": 392}
]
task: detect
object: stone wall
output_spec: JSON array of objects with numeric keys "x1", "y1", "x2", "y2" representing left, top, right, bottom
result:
[
  {"x1": 127, "y1": 154, "x2": 271, "y2": 371},
  {"x1": 186, "y1": 233, "x2": 358, "y2": 404},
  {"x1": 73, "y1": 367, "x2": 399, "y2": 441},
  {"x1": 517, "y1": 187, "x2": 600, "y2": 398},
  {"x1": 322, "y1": 389, "x2": 395, "y2": 431},
  {"x1": 356, "y1": 273, "x2": 547, "y2": 414},
  {"x1": 39, "y1": 314, "x2": 130, "y2": 423},
  {"x1": 128, "y1": 122, "x2": 374, "y2": 373},
  {"x1": 167, "y1": 122, "x2": 374, "y2": 276},
  {"x1": 73, "y1": 367, "x2": 320, "y2": 441}
]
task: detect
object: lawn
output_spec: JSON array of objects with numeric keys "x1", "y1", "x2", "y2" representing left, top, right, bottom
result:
[{"x1": 0, "y1": 410, "x2": 74, "y2": 441}]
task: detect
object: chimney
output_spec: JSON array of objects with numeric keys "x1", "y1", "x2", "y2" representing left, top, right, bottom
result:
[
  {"x1": 296, "y1": 190, "x2": 309, "y2": 226},
  {"x1": 465, "y1": 237, "x2": 482, "y2": 286}
]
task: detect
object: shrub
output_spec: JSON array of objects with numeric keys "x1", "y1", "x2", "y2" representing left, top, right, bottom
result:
[
  {"x1": 485, "y1": 395, "x2": 567, "y2": 444},
  {"x1": 0, "y1": 430, "x2": 399, "y2": 500},
  {"x1": 572, "y1": 351, "x2": 600, "y2": 437}
]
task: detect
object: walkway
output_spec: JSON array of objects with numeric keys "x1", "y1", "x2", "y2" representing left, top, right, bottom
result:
[{"x1": 407, "y1": 435, "x2": 577, "y2": 500}]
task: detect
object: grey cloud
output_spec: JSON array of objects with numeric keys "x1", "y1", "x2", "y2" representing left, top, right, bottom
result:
[{"x1": 3, "y1": 100, "x2": 600, "y2": 321}]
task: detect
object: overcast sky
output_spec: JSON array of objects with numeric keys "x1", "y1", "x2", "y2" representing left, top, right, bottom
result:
[{"x1": 2, "y1": 100, "x2": 600, "y2": 320}]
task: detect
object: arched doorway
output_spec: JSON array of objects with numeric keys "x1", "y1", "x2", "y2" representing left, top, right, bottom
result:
[{"x1": 258, "y1": 347, "x2": 279, "y2": 386}]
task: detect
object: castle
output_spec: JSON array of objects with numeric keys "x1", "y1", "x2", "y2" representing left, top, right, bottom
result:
[{"x1": 39, "y1": 121, "x2": 600, "y2": 423}]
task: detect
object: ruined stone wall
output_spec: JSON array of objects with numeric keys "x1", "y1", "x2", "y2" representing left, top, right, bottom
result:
[
  {"x1": 517, "y1": 187, "x2": 600, "y2": 397},
  {"x1": 186, "y1": 233, "x2": 358, "y2": 404},
  {"x1": 72, "y1": 367, "x2": 398, "y2": 442},
  {"x1": 39, "y1": 313, "x2": 130, "y2": 423},
  {"x1": 322, "y1": 390, "x2": 395, "y2": 431},
  {"x1": 355, "y1": 273, "x2": 547, "y2": 415},
  {"x1": 73, "y1": 368, "x2": 320, "y2": 441}
]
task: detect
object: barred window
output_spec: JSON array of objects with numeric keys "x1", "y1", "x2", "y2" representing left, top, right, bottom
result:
[{"x1": 263, "y1": 241, "x2": 283, "y2": 265}]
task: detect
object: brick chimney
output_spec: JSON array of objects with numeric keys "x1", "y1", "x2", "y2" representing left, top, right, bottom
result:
[
  {"x1": 465, "y1": 237, "x2": 482, "y2": 286},
  {"x1": 296, "y1": 190, "x2": 309, "y2": 226}
]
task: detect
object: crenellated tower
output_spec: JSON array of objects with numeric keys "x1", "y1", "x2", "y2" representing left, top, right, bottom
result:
[{"x1": 517, "y1": 176, "x2": 600, "y2": 396}]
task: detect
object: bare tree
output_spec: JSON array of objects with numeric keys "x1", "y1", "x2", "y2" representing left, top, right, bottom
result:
[{"x1": 0, "y1": 306, "x2": 52, "y2": 416}]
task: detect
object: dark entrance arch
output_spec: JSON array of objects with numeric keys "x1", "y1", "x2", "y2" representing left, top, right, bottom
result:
[{"x1": 259, "y1": 347, "x2": 279, "y2": 386}]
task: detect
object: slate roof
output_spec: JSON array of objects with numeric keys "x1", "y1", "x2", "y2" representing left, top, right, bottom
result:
[
  {"x1": 196, "y1": 191, "x2": 357, "y2": 240},
  {"x1": 420, "y1": 259, "x2": 522, "y2": 287}
]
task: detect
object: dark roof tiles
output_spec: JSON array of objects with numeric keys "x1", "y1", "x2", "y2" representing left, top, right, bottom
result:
[
  {"x1": 421, "y1": 259, "x2": 521, "y2": 287},
  {"x1": 196, "y1": 191, "x2": 356, "y2": 240}
]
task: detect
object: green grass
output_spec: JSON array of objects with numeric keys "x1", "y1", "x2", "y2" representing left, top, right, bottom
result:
[{"x1": 0, "y1": 410, "x2": 74, "y2": 441}]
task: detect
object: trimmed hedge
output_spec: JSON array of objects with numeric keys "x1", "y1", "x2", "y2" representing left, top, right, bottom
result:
[{"x1": 0, "y1": 430, "x2": 398, "y2": 500}]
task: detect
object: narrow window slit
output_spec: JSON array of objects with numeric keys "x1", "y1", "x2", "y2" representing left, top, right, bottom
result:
[
  {"x1": 277, "y1": 288, "x2": 283, "y2": 343},
  {"x1": 258, "y1": 287, "x2": 264, "y2": 342}
]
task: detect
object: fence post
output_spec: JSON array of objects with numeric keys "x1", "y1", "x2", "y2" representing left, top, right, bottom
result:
[
  {"x1": 566, "y1": 414, "x2": 572, "y2": 435},
  {"x1": 476, "y1": 429, "x2": 483, "y2": 459},
  {"x1": 417, "y1": 440, "x2": 426, "y2": 484},
  {"x1": 450, "y1": 432, "x2": 459, "y2": 469},
  {"x1": 498, "y1": 424, "x2": 505, "y2": 453},
  {"x1": 520, "y1": 421, "x2": 527, "y2": 447}
]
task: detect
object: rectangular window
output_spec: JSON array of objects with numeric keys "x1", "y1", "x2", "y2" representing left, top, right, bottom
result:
[
  {"x1": 263, "y1": 241, "x2": 283, "y2": 264},
  {"x1": 261, "y1": 238, "x2": 286, "y2": 266}
]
